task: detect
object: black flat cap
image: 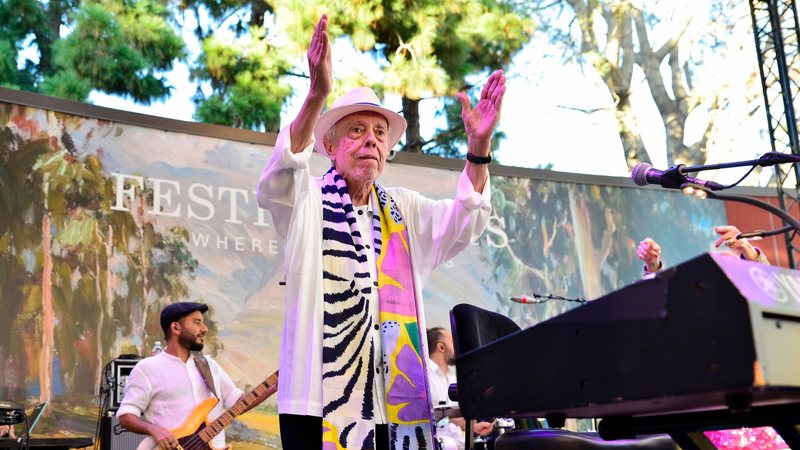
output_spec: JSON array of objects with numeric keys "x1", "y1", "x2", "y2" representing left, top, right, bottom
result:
[{"x1": 160, "y1": 302, "x2": 208, "y2": 335}]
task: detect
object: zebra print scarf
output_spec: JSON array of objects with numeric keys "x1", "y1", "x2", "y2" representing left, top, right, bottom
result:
[{"x1": 320, "y1": 167, "x2": 435, "y2": 449}]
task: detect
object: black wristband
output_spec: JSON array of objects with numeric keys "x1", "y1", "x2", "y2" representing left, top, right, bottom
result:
[{"x1": 466, "y1": 152, "x2": 492, "y2": 164}]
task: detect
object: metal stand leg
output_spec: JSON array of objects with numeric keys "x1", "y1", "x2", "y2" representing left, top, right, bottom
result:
[
  {"x1": 465, "y1": 418, "x2": 473, "y2": 450},
  {"x1": 668, "y1": 431, "x2": 717, "y2": 450}
]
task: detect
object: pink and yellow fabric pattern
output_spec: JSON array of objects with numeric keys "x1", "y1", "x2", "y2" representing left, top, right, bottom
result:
[
  {"x1": 320, "y1": 167, "x2": 435, "y2": 449},
  {"x1": 705, "y1": 427, "x2": 787, "y2": 449}
]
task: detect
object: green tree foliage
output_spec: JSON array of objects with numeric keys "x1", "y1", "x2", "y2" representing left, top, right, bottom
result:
[
  {"x1": 0, "y1": 0, "x2": 533, "y2": 150},
  {"x1": 0, "y1": 0, "x2": 185, "y2": 103},
  {"x1": 270, "y1": 0, "x2": 534, "y2": 151},
  {"x1": 191, "y1": 26, "x2": 294, "y2": 129},
  {"x1": 165, "y1": 0, "x2": 295, "y2": 130}
]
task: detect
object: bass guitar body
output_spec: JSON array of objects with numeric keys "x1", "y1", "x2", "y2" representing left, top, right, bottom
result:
[
  {"x1": 132, "y1": 370, "x2": 278, "y2": 450},
  {"x1": 136, "y1": 398, "x2": 230, "y2": 450}
]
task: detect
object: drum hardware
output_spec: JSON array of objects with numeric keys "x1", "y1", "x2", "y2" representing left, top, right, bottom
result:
[
  {"x1": 473, "y1": 435, "x2": 488, "y2": 450},
  {"x1": 495, "y1": 417, "x2": 515, "y2": 434},
  {"x1": 0, "y1": 400, "x2": 24, "y2": 426},
  {"x1": 433, "y1": 405, "x2": 462, "y2": 422}
]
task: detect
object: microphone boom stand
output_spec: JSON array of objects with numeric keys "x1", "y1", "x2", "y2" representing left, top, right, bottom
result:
[{"x1": 678, "y1": 152, "x2": 800, "y2": 175}]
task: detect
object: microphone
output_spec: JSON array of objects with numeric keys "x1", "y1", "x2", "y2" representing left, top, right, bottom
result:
[
  {"x1": 510, "y1": 295, "x2": 544, "y2": 304},
  {"x1": 511, "y1": 294, "x2": 588, "y2": 304},
  {"x1": 631, "y1": 163, "x2": 724, "y2": 191}
]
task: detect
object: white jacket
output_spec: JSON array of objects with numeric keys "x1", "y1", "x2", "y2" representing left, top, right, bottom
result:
[{"x1": 256, "y1": 126, "x2": 491, "y2": 416}]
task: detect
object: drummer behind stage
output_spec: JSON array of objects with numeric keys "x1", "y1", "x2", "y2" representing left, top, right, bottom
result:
[{"x1": 427, "y1": 327, "x2": 493, "y2": 450}]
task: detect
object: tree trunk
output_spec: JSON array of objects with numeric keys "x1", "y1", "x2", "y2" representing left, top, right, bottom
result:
[
  {"x1": 139, "y1": 215, "x2": 149, "y2": 355},
  {"x1": 401, "y1": 97, "x2": 421, "y2": 153},
  {"x1": 632, "y1": 11, "x2": 708, "y2": 167},
  {"x1": 37, "y1": 0, "x2": 65, "y2": 75},
  {"x1": 136, "y1": 221, "x2": 148, "y2": 356},
  {"x1": 570, "y1": 1, "x2": 651, "y2": 169},
  {"x1": 568, "y1": 187, "x2": 615, "y2": 300},
  {"x1": 130, "y1": 197, "x2": 150, "y2": 356},
  {"x1": 106, "y1": 225, "x2": 116, "y2": 355},
  {"x1": 250, "y1": 0, "x2": 270, "y2": 28},
  {"x1": 93, "y1": 220, "x2": 104, "y2": 395},
  {"x1": 615, "y1": 97, "x2": 651, "y2": 169},
  {"x1": 39, "y1": 213, "x2": 54, "y2": 404}
]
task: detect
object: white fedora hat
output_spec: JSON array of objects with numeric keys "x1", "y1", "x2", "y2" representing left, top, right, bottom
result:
[{"x1": 313, "y1": 87, "x2": 407, "y2": 158}]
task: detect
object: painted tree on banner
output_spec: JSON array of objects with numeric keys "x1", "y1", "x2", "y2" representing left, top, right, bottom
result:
[
  {"x1": 0, "y1": 106, "x2": 203, "y2": 405},
  {"x1": 484, "y1": 176, "x2": 726, "y2": 328}
]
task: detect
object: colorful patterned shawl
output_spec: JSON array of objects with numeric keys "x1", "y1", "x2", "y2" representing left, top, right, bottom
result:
[{"x1": 320, "y1": 167, "x2": 435, "y2": 449}]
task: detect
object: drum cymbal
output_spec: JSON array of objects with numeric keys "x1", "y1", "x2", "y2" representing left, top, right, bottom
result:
[
  {"x1": 0, "y1": 401, "x2": 24, "y2": 426},
  {"x1": 0, "y1": 401, "x2": 22, "y2": 411}
]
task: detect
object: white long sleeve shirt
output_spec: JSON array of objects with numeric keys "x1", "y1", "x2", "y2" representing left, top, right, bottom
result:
[
  {"x1": 427, "y1": 358, "x2": 458, "y2": 409},
  {"x1": 256, "y1": 126, "x2": 492, "y2": 417},
  {"x1": 116, "y1": 352, "x2": 244, "y2": 448},
  {"x1": 427, "y1": 359, "x2": 465, "y2": 450}
]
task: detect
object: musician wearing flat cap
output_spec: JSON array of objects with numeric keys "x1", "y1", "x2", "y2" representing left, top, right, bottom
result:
[
  {"x1": 117, "y1": 302, "x2": 270, "y2": 450},
  {"x1": 256, "y1": 14, "x2": 505, "y2": 450}
]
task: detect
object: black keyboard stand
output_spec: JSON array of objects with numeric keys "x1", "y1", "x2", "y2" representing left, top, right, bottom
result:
[{"x1": 598, "y1": 402, "x2": 800, "y2": 450}]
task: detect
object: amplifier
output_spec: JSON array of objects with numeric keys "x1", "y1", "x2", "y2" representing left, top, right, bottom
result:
[
  {"x1": 105, "y1": 356, "x2": 143, "y2": 412},
  {"x1": 100, "y1": 414, "x2": 146, "y2": 450}
]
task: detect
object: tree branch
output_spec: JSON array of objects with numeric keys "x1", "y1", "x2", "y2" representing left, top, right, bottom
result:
[
  {"x1": 556, "y1": 104, "x2": 608, "y2": 114},
  {"x1": 653, "y1": 17, "x2": 692, "y2": 61},
  {"x1": 669, "y1": 48, "x2": 690, "y2": 117},
  {"x1": 618, "y1": 5, "x2": 635, "y2": 91}
]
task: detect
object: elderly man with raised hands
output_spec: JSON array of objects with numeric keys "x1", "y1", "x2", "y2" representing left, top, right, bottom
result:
[{"x1": 256, "y1": 14, "x2": 504, "y2": 450}]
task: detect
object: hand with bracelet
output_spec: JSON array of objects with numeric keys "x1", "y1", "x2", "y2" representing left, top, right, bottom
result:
[{"x1": 458, "y1": 70, "x2": 506, "y2": 193}]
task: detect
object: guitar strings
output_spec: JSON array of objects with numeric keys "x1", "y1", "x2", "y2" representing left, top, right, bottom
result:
[
  {"x1": 178, "y1": 412, "x2": 233, "y2": 450},
  {"x1": 173, "y1": 377, "x2": 278, "y2": 450}
]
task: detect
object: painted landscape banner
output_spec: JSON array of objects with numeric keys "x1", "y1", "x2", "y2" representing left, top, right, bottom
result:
[{"x1": 0, "y1": 100, "x2": 725, "y2": 448}]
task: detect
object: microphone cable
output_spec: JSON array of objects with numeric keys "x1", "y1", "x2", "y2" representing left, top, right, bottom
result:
[{"x1": 712, "y1": 164, "x2": 756, "y2": 191}]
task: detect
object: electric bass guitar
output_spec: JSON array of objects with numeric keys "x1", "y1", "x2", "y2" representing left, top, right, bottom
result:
[{"x1": 136, "y1": 370, "x2": 278, "y2": 450}]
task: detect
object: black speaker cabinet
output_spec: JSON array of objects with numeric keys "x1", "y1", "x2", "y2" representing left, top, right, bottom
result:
[
  {"x1": 100, "y1": 415, "x2": 146, "y2": 450},
  {"x1": 107, "y1": 357, "x2": 142, "y2": 411}
]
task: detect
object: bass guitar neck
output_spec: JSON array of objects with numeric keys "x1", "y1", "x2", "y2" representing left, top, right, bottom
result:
[{"x1": 136, "y1": 370, "x2": 279, "y2": 450}]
